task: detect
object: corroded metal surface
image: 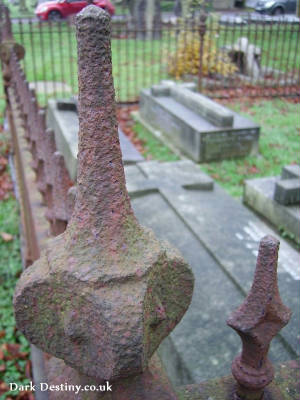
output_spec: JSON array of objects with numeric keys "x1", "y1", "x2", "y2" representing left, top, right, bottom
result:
[
  {"x1": 227, "y1": 235, "x2": 292, "y2": 400},
  {"x1": 14, "y1": 5, "x2": 194, "y2": 384}
]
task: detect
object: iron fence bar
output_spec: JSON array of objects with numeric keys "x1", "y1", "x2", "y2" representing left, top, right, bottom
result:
[
  {"x1": 58, "y1": 21, "x2": 66, "y2": 98},
  {"x1": 142, "y1": 24, "x2": 146, "y2": 93},
  {"x1": 150, "y1": 27, "x2": 155, "y2": 92},
  {"x1": 38, "y1": 20, "x2": 47, "y2": 105},
  {"x1": 290, "y1": 23, "x2": 300, "y2": 96},
  {"x1": 252, "y1": 16, "x2": 259, "y2": 97},
  {"x1": 18, "y1": 20, "x2": 26, "y2": 77},
  {"x1": 271, "y1": 19, "x2": 282, "y2": 97},
  {"x1": 49, "y1": 21, "x2": 57, "y2": 99},
  {"x1": 221, "y1": 15, "x2": 229, "y2": 94},
  {"x1": 258, "y1": 17, "x2": 267, "y2": 96},
  {"x1": 134, "y1": 22, "x2": 138, "y2": 100},
  {"x1": 125, "y1": 23, "x2": 129, "y2": 102},
  {"x1": 277, "y1": 20, "x2": 288, "y2": 97},
  {"x1": 67, "y1": 21, "x2": 75, "y2": 96},
  {"x1": 282, "y1": 24, "x2": 293, "y2": 97},
  {"x1": 262, "y1": 20, "x2": 273, "y2": 97},
  {"x1": 158, "y1": 19, "x2": 163, "y2": 83},
  {"x1": 116, "y1": 26, "x2": 122, "y2": 102},
  {"x1": 28, "y1": 20, "x2": 38, "y2": 96}
]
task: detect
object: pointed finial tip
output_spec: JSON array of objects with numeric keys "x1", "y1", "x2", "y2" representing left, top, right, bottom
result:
[{"x1": 76, "y1": 4, "x2": 110, "y2": 22}]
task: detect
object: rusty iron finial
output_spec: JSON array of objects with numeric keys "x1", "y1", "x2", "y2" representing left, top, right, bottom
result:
[
  {"x1": 227, "y1": 235, "x2": 291, "y2": 400},
  {"x1": 14, "y1": 6, "x2": 194, "y2": 383}
]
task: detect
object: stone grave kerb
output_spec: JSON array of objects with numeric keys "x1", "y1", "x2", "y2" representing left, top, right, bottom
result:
[
  {"x1": 274, "y1": 164, "x2": 300, "y2": 206},
  {"x1": 13, "y1": 5, "x2": 194, "y2": 384}
]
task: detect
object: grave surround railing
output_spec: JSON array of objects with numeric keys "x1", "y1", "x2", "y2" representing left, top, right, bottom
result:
[
  {"x1": 0, "y1": 4, "x2": 299, "y2": 400},
  {"x1": 1, "y1": 4, "x2": 300, "y2": 104}
]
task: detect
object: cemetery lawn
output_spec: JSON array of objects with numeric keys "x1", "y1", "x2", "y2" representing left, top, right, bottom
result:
[
  {"x1": 200, "y1": 99, "x2": 300, "y2": 198},
  {"x1": 133, "y1": 122, "x2": 180, "y2": 162}
]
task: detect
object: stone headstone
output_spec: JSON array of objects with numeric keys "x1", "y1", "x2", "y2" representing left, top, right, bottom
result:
[{"x1": 227, "y1": 37, "x2": 262, "y2": 80}]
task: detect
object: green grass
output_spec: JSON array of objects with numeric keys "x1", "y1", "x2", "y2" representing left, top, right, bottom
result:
[
  {"x1": 133, "y1": 121, "x2": 180, "y2": 161},
  {"x1": 200, "y1": 99, "x2": 300, "y2": 197}
]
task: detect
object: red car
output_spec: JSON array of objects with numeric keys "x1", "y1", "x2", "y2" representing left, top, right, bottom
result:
[{"x1": 35, "y1": 0, "x2": 115, "y2": 21}]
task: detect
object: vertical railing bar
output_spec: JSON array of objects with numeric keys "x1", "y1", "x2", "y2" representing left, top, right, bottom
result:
[
  {"x1": 125, "y1": 22, "x2": 130, "y2": 102},
  {"x1": 116, "y1": 25, "x2": 121, "y2": 103},
  {"x1": 18, "y1": 20, "x2": 27, "y2": 76},
  {"x1": 38, "y1": 19, "x2": 47, "y2": 105},
  {"x1": 49, "y1": 20, "x2": 57, "y2": 99},
  {"x1": 67, "y1": 19, "x2": 75, "y2": 97},
  {"x1": 290, "y1": 23, "x2": 300, "y2": 97},
  {"x1": 58, "y1": 21, "x2": 66, "y2": 98},
  {"x1": 251, "y1": 16, "x2": 259, "y2": 98},
  {"x1": 159, "y1": 18, "x2": 163, "y2": 83},
  {"x1": 263, "y1": 20, "x2": 273, "y2": 97},
  {"x1": 259, "y1": 18, "x2": 266, "y2": 97},
  {"x1": 134, "y1": 20, "x2": 138, "y2": 101},
  {"x1": 277, "y1": 19, "x2": 288, "y2": 97},
  {"x1": 270, "y1": 19, "x2": 281, "y2": 97},
  {"x1": 28, "y1": 20, "x2": 38, "y2": 96},
  {"x1": 282, "y1": 23, "x2": 293, "y2": 97}
]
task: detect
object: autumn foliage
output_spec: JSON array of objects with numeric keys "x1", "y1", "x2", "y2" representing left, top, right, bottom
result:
[{"x1": 168, "y1": 31, "x2": 237, "y2": 79}]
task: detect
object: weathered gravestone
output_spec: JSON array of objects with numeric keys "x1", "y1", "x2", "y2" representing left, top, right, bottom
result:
[
  {"x1": 244, "y1": 164, "x2": 300, "y2": 242},
  {"x1": 137, "y1": 80, "x2": 260, "y2": 163},
  {"x1": 226, "y1": 37, "x2": 262, "y2": 80}
]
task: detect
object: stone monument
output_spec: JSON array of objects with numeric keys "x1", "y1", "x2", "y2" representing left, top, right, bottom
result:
[{"x1": 137, "y1": 80, "x2": 260, "y2": 162}]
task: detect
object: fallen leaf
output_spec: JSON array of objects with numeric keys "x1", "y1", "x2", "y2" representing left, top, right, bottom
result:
[
  {"x1": 0, "y1": 331, "x2": 5, "y2": 339},
  {"x1": 25, "y1": 360, "x2": 31, "y2": 379},
  {"x1": 0, "y1": 232, "x2": 13, "y2": 242},
  {"x1": 0, "y1": 382, "x2": 9, "y2": 396}
]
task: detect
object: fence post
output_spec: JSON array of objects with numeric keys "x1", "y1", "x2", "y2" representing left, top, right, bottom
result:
[{"x1": 198, "y1": 12, "x2": 207, "y2": 93}]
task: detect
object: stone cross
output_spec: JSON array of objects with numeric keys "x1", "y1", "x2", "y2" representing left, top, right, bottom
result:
[
  {"x1": 14, "y1": 5, "x2": 194, "y2": 384},
  {"x1": 227, "y1": 235, "x2": 291, "y2": 400}
]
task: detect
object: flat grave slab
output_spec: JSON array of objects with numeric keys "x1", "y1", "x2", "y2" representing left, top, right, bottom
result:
[
  {"x1": 138, "y1": 81, "x2": 260, "y2": 163},
  {"x1": 124, "y1": 160, "x2": 300, "y2": 385},
  {"x1": 47, "y1": 99, "x2": 144, "y2": 180},
  {"x1": 244, "y1": 166, "x2": 300, "y2": 242}
]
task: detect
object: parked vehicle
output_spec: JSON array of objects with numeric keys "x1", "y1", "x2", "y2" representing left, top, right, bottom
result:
[
  {"x1": 35, "y1": 0, "x2": 115, "y2": 20},
  {"x1": 246, "y1": 0, "x2": 296, "y2": 15}
]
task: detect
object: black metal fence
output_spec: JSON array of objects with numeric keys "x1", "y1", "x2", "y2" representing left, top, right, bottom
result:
[{"x1": 2, "y1": 7, "x2": 300, "y2": 104}]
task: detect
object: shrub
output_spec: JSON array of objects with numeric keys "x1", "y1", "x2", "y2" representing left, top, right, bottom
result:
[{"x1": 168, "y1": 31, "x2": 237, "y2": 79}]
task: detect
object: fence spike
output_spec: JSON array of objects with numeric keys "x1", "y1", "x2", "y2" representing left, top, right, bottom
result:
[
  {"x1": 227, "y1": 235, "x2": 291, "y2": 400},
  {"x1": 14, "y1": 6, "x2": 194, "y2": 383}
]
